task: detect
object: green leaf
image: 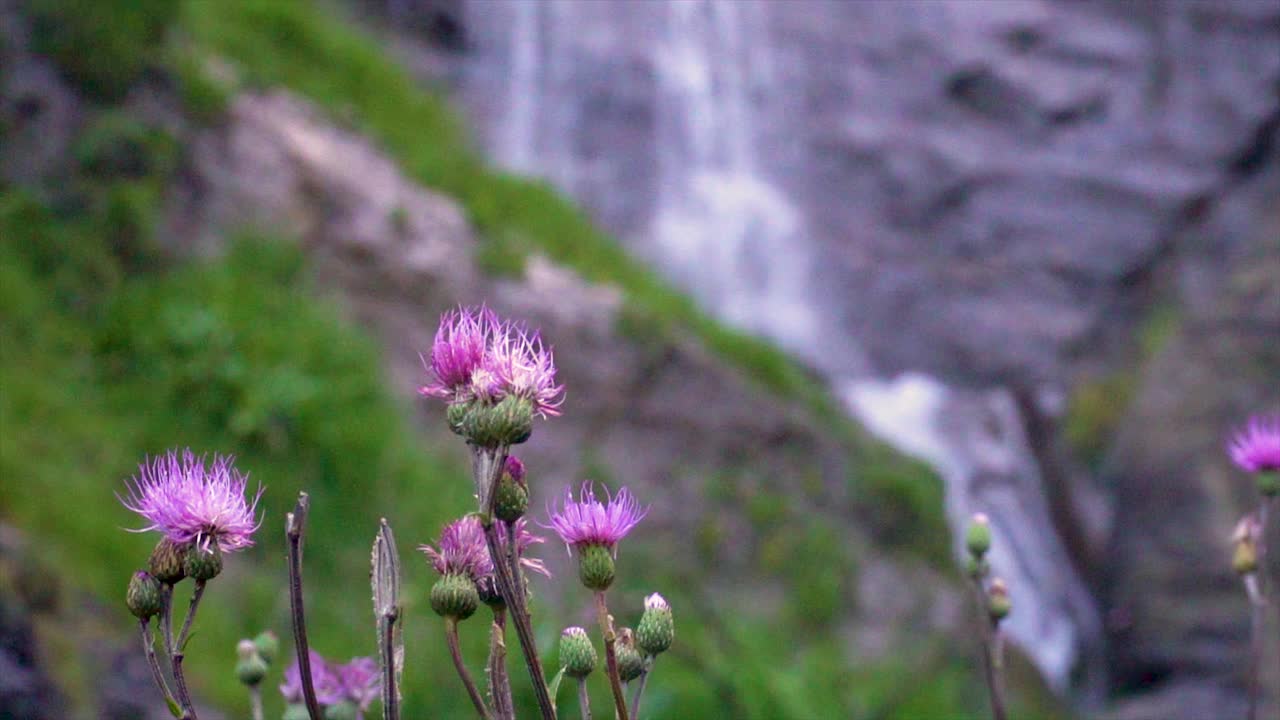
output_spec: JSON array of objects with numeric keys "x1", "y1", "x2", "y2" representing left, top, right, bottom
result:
[
  {"x1": 547, "y1": 667, "x2": 566, "y2": 704},
  {"x1": 166, "y1": 696, "x2": 182, "y2": 717}
]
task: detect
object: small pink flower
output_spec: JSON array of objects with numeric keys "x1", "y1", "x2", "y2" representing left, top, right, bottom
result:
[
  {"x1": 1229, "y1": 414, "x2": 1280, "y2": 473},
  {"x1": 419, "y1": 305, "x2": 499, "y2": 401},
  {"x1": 420, "y1": 516, "x2": 549, "y2": 589},
  {"x1": 546, "y1": 482, "x2": 647, "y2": 553}
]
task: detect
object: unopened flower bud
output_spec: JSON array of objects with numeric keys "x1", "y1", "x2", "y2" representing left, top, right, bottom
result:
[
  {"x1": 463, "y1": 395, "x2": 534, "y2": 447},
  {"x1": 446, "y1": 402, "x2": 470, "y2": 436},
  {"x1": 148, "y1": 538, "x2": 189, "y2": 584},
  {"x1": 636, "y1": 593, "x2": 673, "y2": 656},
  {"x1": 965, "y1": 556, "x2": 989, "y2": 579},
  {"x1": 126, "y1": 571, "x2": 163, "y2": 620},
  {"x1": 1232, "y1": 515, "x2": 1262, "y2": 576},
  {"x1": 615, "y1": 628, "x2": 645, "y2": 682},
  {"x1": 431, "y1": 573, "x2": 480, "y2": 621},
  {"x1": 577, "y1": 544, "x2": 616, "y2": 591},
  {"x1": 283, "y1": 704, "x2": 311, "y2": 720},
  {"x1": 559, "y1": 626, "x2": 597, "y2": 679},
  {"x1": 325, "y1": 700, "x2": 358, "y2": 720},
  {"x1": 184, "y1": 543, "x2": 223, "y2": 582},
  {"x1": 494, "y1": 456, "x2": 530, "y2": 522},
  {"x1": 1258, "y1": 470, "x2": 1279, "y2": 497},
  {"x1": 987, "y1": 578, "x2": 1011, "y2": 622},
  {"x1": 235, "y1": 640, "x2": 268, "y2": 686},
  {"x1": 253, "y1": 630, "x2": 279, "y2": 665},
  {"x1": 966, "y1": 513, "x2": 991, "y2": 559}
]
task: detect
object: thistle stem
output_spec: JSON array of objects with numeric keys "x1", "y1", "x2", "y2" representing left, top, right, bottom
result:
[
  {"x1": 287, "y1": 493, "x2": 324, "y2": 720},
  {"x1": 628, "y1": 659, "x2": 652, "y2": 720},
  {"x1": 969, "y1": 579, "x2": 1007, "y2": 720},
  {"x1": 161, "y1": 584, "x2": 176, "y2": 655},
  {"x1": 576, "y1": 678, "x2": 593, "y2": 720},
  {"x1": 447, "y1": 618, "x2": 493, "y2": 720},
  {"x1": 474, "y1": 445, "x2": 557, "y2": 720},
  {"x1": 593, "y1": 592, "x2": 630, "y2": 720},
  {"x1": 249, "y1": 685, "x2": 264, "y2": 720},
  {"x1": 166, "y1": 580, "x2": 207, "y2": 720},
  {"x1": 1245, "y1": 573, "x2": 1265, "y2": 720},
  {"x1": 174, "y1": 580, "x2": 206, "y2": 654},
  {"x1": 171, "y1": 649, "x2": 198, "y2": 720},
  {"x1": 381, "y1": 607, "x2": 401, "y2": 720},
  {"x1": 139, "y1": 619, "x2": 178, "y2": 711},
  {"x1": 487, "y1": 610, "x2": 515, "y2": 720}
]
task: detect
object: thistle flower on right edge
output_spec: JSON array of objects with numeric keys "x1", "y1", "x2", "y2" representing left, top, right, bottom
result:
[
  {"x1": 1228, "y1": 414, "x2": 1280, "y2": 496},
  {"x1": 546, "y1": 482, "x2": 647, "y2": 591}
]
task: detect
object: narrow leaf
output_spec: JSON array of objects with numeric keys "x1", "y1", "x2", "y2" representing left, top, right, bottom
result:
[{"x1": 372, "y1": 518, "x2": 403, "y2": 718}]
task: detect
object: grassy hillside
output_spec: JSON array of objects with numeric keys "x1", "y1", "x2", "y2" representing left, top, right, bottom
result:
[{"x1": 0, "y1": 0, "x2": 1023, "y2": 718}]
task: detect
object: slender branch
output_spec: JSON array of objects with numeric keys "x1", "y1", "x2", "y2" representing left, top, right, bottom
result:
[
  {"x1": 473, "y1": 444, "x2": 557, "y2": 720},
  {"x1": 968, "y1": 579, "x2": 1007, "y2": 720},
  {"x1": 447, "y1": 618, "x2": 493, "y2": 719},
  {"x1": 487, "y1": 610, "x2": 515, "y2": 720},
  {"x1": 171, "y1": 649, "x2": 198, "y2": 720},
  {"x1": 287, "y1": 493, "x2": 324, "y2": 720},
  {"x1": 576, "y1": 678, "x2": 593, "y2": 720},
  {"x1": 161, "y1": 584, "x2": 176, "y2": 655},
  {"x1": 593, "y1": 592, "x2": 629, "y2": 720},
  {"x1": 168, "y1": 579, "x2": 208, "y2": 720},
  {"x1": 139, "y1": 619, "x2": 178, "y2": 710},
  {"x1": 174, "y1": 581, "x2": 206, "y2": 654},
  {"x1": 628, "y1": 660, "x2": 652, "y2": 720},
  {"x1": 381, "y1": 608, "x2": 401, "y2": 720},
  {"x1": 483, "y1": 521, "x2": 557, "y2": 719},
  {"x1": 249, "y1": 685, "x2": 264, "y2": 720},
  {"x1": 1245, "y1": 573, "x2": 1265, "y2": 720}
]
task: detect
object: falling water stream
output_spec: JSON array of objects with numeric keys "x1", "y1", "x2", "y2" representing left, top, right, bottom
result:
[{"x1": 455, "y1": 0, "x2": 1103, "y2": 693}]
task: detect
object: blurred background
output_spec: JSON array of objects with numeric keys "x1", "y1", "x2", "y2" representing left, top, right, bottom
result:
[{"x1": 1, "y1": 0, "x2": 1278, "y2": 718}]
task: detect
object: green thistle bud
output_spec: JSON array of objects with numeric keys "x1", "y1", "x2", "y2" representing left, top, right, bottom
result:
[
  {"x1": 235, "y1": 639, "x2": 268, "y2": 686},
  {"x1": 577, "y1": 544, "x2": 616, "y2": 591},
  {"x1": 431, "y1": 573, "x2": 480, "y2": 621},
  {"x1": 636, "y1": 593, "x2": 673, "y2": 656},
  {"x1": 559, "y1": 626, "x2": 597, "y2": 679},
  {"x1": 253, "y1": 630, "x2": 279, "y2": 665},
  {"x1": 965, "y1": 556, "x2": 989, "y2": 579},
  {"x1": 462, "y1": 396, "x2": 534, "y2": 447},
  {"x1": 324, "y1": 700, "x2": 358, "y2": 720},
  {"x1": 493, "y1": 468, "x2": 529, "y2": 522},
  {"x1": 987, "y1": 578, "x2": 1011, "y2": 622},
  {"x1": 126, "y1": 571, "x2": 163, "y2": 620},
  {"x1": 184, "y1": 543, "x2": 223, "y2": 582},
  {"x1": 446, "y1": 401, "x2": 470, "y2": 436},
  {"x1": 148, "y1": 538, "x2": 189, "y2": 584},
  {"x1": 283, "y1": 704, "x2": 311, "y2": 720},
  {"x1": 1257, "y1": 470, "x2": 1279, "y2": 497},
  {"x1": 615, "y1": 628, "x2": 645, "y2": 682},
  {"x1": 966, "y1": 513, "x2": 991, "y2": 559}
]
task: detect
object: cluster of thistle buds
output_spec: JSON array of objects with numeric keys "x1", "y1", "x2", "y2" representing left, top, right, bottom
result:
[
  {"x1": 418, "y1": 305, "x2": 674, "y2": 720},
  {"x1": 966, "y1": 513, "x2": 1011, "y2": 624}
]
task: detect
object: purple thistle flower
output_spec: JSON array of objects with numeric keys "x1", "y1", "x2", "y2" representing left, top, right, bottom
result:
[
  {"x1": 504, "y1": 455, "x2": 526, "y2": 484},
  {"x1": 280, "y1": 650, "x2": 345, "y2": 706},
  {"x1": 419, "y1": 306, "x2": 564, "y2": 416},
  {"x1": 546, "y1": 482, "x2": 647, "y2": 553},
  {"x1": 419, "y1": 305, "x2": 499, "y2": 401},
  {"x1": 419, "y1": 516, "x2": 490, "y2": 579},
  {"x1": 335, "y1": 656, "x2": 381, "y2": 715},
  {"x1": 119, "y1": 449, "x2": 263, "y2": 553},
  {"x1": 1229, "y1": 414, "x2": 1280, "y2": 473}
]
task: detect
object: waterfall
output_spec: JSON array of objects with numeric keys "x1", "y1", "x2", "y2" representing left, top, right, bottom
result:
[{"x1": 458, "y1": 0, "x2": 1101, "y2": 693}]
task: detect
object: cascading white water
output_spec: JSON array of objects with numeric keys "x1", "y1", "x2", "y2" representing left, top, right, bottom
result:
[{"x1": 458, "y1": 0, "x2": 1101, "y2": 693}]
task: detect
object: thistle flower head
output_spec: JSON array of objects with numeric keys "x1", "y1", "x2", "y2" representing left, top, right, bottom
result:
[
  {"x1": 280, "y1": 650, "x2": 344, "y2": 706},
  {"x1": 546, "y1": 482, "x2": 647, "y2": 553},
  {"x1": 420, "y1": 305, "x2": 564, "y2": 417},
  {"x1": 419, "y1": 516, "x2": 490, "y2": 579},
  {"x1": 119, "y1": 450, "x2": 263, "y2": 553},
  {"x1": 1229, "y1": 414, "x2": 1280, "y2": 473},
  {"x1": 420, "y1": 305, "x2": 498, "y2": 401},
  {"x1": 334, "y1": 657, "x2": 380, "y2": 714}
]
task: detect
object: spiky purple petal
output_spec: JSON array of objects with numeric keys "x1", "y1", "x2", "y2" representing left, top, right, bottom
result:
[
  {"x1": 1229, "y1": 414, "x2": 1280, "y2": 473},
  {"x1": 546, "y1": 482, "x2": 647, "y2": 551},
  {"x1": 119, "y1": 449, "x2": 262, "y2": 553}
]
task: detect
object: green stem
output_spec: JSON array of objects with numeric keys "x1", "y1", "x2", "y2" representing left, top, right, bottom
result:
[
  {"x1": 593, "y1": 592, "x2": 629, "y2": 720},
  {"x1": 576, "y1": 678, "x2": 593, "y2": 720},
  {"x1": 968, "y1": 579, "x2": 1007, "y2": 720},
  {"x1": 287, "y1": 493, "x2": 324, "y2": 720},
  {"x1": 628, "y1": 659, "x2": 652, "y2": 720},
  {"x1": 249, "y1": 685, "x2": 264, "y2": 720},
  {"x1": 447, "y1": 618, "x2": 493, "y2": 720},
  {"x1": 139, "y1": 619, "x2": 178, "y2": 711},
  {"x1": 487, "y1": 610, "x2": 514, "y2": 720}
]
